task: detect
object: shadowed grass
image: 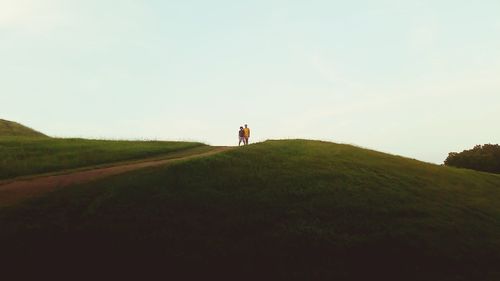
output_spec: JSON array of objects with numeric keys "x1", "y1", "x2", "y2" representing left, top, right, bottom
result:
[{"x1": 1, "y1": 140, "x2": 499, "y2": 280}]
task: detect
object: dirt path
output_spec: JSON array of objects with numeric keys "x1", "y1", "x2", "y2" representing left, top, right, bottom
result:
[{"x1": 0, "y1": 146, "x2": 232, "y2": 207}]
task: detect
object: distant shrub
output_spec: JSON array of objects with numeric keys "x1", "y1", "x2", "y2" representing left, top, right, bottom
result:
[{"x1": 444, "y1": 144, "x2": 500, "y2": 174}]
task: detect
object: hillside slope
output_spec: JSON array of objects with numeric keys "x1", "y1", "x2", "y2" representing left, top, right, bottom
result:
[
  {"x1": 0, "y1": 138, "x2": 206, "y2": 180},
  {"x1": 0, "y1": 119, "x2": 46, "y2": 137},
  {"x1": 1, "y1": 140, "x2": 499, "y2": 280}
]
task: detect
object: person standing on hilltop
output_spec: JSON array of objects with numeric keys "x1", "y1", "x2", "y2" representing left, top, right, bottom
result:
[
  {"x1": 238, "y1": 126, "x2": 245, "y2": 146},
  {"x1": 244, "y1": 124, "x2": 251, "y2": 145}
]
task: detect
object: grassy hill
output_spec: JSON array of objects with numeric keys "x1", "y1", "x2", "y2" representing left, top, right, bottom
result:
[
  {"x1": 0, "y1": 137, "x2": 205, "y2": 180},
  {"x1": 0, "y1": 119, "x2": 47, "y2": 137},
  {"x1": 1, "y1": 140, "x2": 500, "y2": 280},
  {"x1": 0, "y1": 119, "x2": 205, "y2": 180}
]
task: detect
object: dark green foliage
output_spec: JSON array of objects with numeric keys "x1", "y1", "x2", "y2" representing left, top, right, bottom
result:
[
  {"x1": 0, "y1": 137, "x2": 204, "y2": 179},
  {"x1": 445, "y1": 144, "x2": 500, "y2": 174},
  {"x1": 1, "y1": 140, "x2": 500, "y2": 280}
]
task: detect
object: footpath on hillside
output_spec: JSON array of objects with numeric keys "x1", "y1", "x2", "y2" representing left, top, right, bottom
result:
[{"x1": 0, "y1": 146, "x2": 232, "y2": 207}]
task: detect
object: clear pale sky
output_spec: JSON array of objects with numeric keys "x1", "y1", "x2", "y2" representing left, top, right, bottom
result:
[{"x1": 1, "y1": 0, "x2": 499, "y2": 163}]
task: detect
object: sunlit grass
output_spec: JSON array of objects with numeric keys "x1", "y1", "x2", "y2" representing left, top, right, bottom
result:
[{"x1": 0, "y1": 136, "x2": 204, "y2": 179}]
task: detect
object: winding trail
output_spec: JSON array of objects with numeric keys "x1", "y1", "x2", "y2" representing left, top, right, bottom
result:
[{"x1": 0, "y1": 146, "x2": 232, "y2": 207}]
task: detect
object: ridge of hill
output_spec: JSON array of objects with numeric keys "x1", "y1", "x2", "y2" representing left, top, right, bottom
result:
[{"x1": 0, "y1": 119, "x2": 47, "y2": 137}]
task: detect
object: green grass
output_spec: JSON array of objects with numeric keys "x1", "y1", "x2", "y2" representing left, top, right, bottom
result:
[
  {"x1": 0, "y1": 119, "x2": 47, "y2": 137},
  {"x1": 1, "y1": 140, "x2": 500, "y2": 280},
  {"x1": 0, "y1": 137, "x2": 205, "y2": 180}
]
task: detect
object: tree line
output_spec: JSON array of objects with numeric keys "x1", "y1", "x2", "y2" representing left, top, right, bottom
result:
[{"x1": 444, "y1": 144, "x2": 500, "y2": 174}]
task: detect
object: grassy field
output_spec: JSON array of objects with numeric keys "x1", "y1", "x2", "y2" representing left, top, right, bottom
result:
[
  {"x1": 0, "y1": 137, "x2": 204, "y2": 180},
  {"x1": 0, "y1": 119, "x2": 47, "y2": 137},
  {"x1": 1, "y1": 140, "x2": 500, "y2": 280}
]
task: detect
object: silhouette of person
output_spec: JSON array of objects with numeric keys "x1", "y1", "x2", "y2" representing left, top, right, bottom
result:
[{"x1": 238, "y1": 126, "x2": 245, "y2": 146}]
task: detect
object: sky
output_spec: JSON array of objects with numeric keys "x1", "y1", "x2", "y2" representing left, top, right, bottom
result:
[{"x1": 1, "y1": 0, "x2": 499, "y2": 163}]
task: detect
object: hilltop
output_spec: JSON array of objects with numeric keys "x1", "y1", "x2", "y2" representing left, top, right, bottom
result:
[
  {"x1": 0, "y1": 119, "x2": 47, "y2": 137},
  {"x1": 1, "y1": 140, "x2": 500, "y2": 280}
]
